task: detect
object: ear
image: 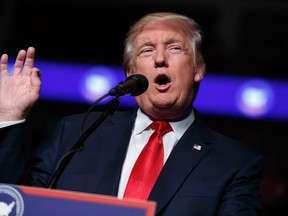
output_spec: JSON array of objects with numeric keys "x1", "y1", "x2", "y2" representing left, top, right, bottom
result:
[
  {"x1": 194, "y1": 64, "x2": 206, "y2": 82},
  {"x1": 126, "y1": 70, "x2": 133, "y2": 77}
]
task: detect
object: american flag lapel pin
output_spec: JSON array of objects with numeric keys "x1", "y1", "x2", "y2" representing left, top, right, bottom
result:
[{"x1": 193, "y1": 144, "x2": 202, "y2": 151}]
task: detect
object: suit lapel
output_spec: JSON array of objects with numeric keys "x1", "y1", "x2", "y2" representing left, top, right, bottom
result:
[
  {"x1": 93, "y1": 109, "x2": 137, "y2": 196},
  {"x1": 149, "y1": 111, "x2": 213, "y2": 214}
]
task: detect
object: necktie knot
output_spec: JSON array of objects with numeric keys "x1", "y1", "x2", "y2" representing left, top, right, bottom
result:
[{"x1": 150, "y1": 121, "x2": 172, "y2": 135}]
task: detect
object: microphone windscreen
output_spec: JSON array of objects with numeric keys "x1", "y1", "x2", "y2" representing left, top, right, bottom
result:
[{"x1": 127, "y1": 74, "x2": 149, "y2": 96}]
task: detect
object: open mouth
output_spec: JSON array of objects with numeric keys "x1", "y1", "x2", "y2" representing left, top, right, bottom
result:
[
  {"x1": 154, "y1": 74, "x2": 172, "y2": 91},
  {"x1": 155, "y1": 75, "x2": 171, "y2": 86}
]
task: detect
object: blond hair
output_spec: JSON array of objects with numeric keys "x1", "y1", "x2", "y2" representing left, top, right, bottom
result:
[{"x1": 123, "y1": 12, "x2": 205, "y2": 73}]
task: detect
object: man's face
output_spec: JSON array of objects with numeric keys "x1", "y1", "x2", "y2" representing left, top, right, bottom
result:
[{"x1": 127, "y1": 23, "x2": 204, "y2": 120}]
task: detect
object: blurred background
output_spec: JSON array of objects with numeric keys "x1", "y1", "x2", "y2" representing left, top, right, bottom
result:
[{"x1": 1, "y1": 0, "x2": 287, "y2": 215}]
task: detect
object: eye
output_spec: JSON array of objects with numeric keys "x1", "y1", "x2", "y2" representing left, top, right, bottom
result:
[
  {"x1": 168, "y1": 45, "x2": 182, "y2": 54},
  {"x1": 138, "y1": 47, "x2": 154, "y2": 57}
]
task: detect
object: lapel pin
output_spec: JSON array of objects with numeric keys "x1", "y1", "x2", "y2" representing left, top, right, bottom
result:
[{"x1": 193, "y1": 144, "x2": 202, "y2": 151}]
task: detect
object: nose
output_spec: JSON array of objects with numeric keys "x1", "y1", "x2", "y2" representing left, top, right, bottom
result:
[{"x1": 154, "y1": 48, "x2": 168, "y2": 67}]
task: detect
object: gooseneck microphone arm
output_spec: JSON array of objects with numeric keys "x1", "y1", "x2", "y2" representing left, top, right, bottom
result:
[
  {"x1": 48, "y1": 96, "x2": 120, "y2": 189},
  {"x1": 48, "y1": 74, "x2": 149, "y2": 189}
]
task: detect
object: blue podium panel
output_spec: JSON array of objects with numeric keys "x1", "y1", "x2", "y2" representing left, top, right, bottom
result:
[{"x1": 0, "y1": 184, "x2": 156, "y2": 216}]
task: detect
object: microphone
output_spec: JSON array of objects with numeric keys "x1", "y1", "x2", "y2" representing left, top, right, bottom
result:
[
  {"x1": 109, "y1": 74, "x2": 148, "y2": 96},
  {"x1": 48, "y1": 74, "x2": 148, "y2": 189}
]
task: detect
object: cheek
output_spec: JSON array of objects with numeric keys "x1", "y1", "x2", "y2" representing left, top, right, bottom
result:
[
  {"x1": 134, "y1": 92, "x2": 151, "y2": 109},
  {"x1": 174, "y1": 75, "x2": 195, "y2": 99},
  {"x1": 134, "y1": 57, "x2": 152, "y2": 68},
  {"x1": 175, "y1": 70, "x2": 194, "y2": 87}
]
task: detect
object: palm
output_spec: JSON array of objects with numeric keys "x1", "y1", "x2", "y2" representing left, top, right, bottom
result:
[{"x1": 0, "y1": 47, "x2": 41, "y2": 121}]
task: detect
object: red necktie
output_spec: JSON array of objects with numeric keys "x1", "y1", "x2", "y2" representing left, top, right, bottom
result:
[{"x1": 123, "y1": 121, "x2": 172, "y2": 200}]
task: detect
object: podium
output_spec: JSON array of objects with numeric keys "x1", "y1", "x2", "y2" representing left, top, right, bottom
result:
[{"x1": 0, "y1": 184, "x2": 156, "y2": 216}]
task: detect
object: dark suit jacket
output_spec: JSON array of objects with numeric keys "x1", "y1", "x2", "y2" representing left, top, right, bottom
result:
[
  {"x1": 0, "y1": 123, "x2": 29, "y2": 184},
  {"x1": 26, "y1": 108, "x2": 263, "y2": 216}
]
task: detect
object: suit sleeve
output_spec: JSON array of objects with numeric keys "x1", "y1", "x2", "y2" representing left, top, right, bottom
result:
[
  {"x1": 27, "y1": 116, "x2": 68, "y2": 188},
  {"x1": 0, "y1": 123, "x2": 28, "y2": 184},
  {"x1": 217, "y1": 154, "x2": 264, "y2": 216}
]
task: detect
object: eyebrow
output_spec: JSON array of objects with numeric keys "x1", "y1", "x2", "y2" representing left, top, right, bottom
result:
[{"x1": 137, "y1": 37, "x2": 184, "y2": 49}]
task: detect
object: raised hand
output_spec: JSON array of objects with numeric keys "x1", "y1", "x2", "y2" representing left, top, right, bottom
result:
[{"x1": 0, "y1": 47, "x2": 42, "y2": 121}]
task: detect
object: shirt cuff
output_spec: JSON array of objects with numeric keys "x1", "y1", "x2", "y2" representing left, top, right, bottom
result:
[{"x1": 0, "y1": 119, "x2": 26, "y2": 128}]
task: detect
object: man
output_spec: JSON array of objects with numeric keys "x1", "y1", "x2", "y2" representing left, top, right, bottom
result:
[{"x1": 1, "y1": 12, "x2": 263, "y2": 215}]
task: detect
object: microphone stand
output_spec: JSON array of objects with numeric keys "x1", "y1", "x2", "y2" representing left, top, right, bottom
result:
[{"x1": 48, "y1": 96, "x2": 120, "y2": 189}]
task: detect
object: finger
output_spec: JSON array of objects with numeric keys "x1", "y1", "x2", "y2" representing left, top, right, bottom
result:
[
  {"x1": 23, "y1": 47, "x2": 36, "y2": 76},
  {"x1": 0, "y1": 54, "x2": 9, "y2": 76},
  {"x1": 31, "y1": 67, "x2": 42, "y2": 88},
  {"x1": 13, "y1": 49, "x2": 27, "y2": 75},
  {"x1": 31, "y1": 67, "x2": 41, "y2": 78}
]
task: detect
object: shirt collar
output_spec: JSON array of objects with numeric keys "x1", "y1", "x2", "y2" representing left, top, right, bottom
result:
[
  {"x1": 133, "y1": 108, "x2": 195, "y2": 139},
  {"x1": 133, "y1": 109, "x2": 154, "y2": 135}
]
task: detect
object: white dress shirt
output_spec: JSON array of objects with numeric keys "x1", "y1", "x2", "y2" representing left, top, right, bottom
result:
[
  {"x1": 0, "y1": 119, "x2": 25, "y2": 128},
  {"x1": 117, "y1": 108, "x2": 195, "y2": 198}
]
